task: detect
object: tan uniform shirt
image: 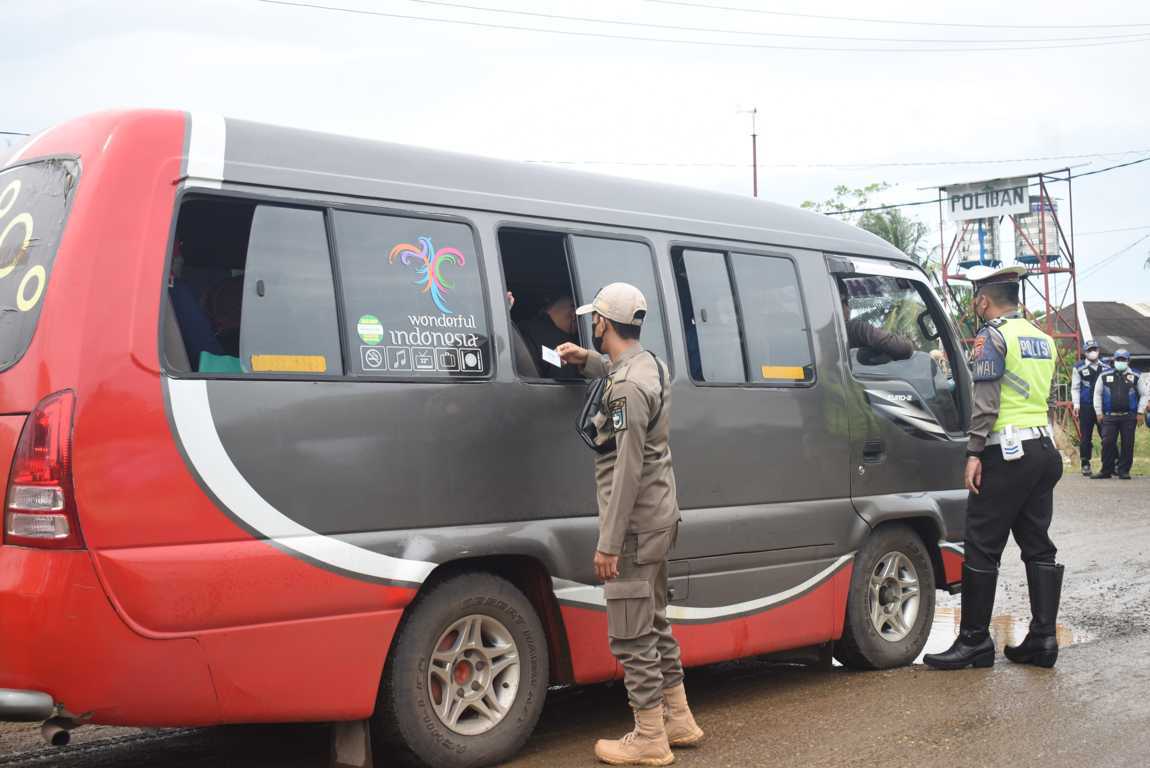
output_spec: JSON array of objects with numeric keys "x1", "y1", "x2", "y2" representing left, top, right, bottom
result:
[{"x1": 583, "y1": 345, "x2": 680, "y2": 555}]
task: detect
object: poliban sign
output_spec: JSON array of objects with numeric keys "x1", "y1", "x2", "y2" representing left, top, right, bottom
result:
[{"x1": 943, "y1": 177, "x2": 1030, "y2": 222}]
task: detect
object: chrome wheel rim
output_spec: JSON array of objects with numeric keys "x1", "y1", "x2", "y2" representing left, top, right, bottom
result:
[
  {"x1": 427, "y1": 614, "x2": 521, "y2": 736},
  {"x1": 868, "y1": 551, "x2": 920, "y2": 642}
]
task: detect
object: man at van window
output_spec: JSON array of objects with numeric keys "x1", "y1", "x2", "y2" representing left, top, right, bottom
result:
[
  {"x1": 838, "y1": 280, "x2": 914, "y2": 364},
  {"x1": 557, "y1": 283, "x2": 703, "y2": 766},
  {"x1": 523, "y1": 293, "x2": 580, "y2": 379},
  {"x1": 924, "y1": 265, "x2": 1065, "y2": 672}
]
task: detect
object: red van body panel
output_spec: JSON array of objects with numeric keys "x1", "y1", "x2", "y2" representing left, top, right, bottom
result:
[
  {"x1": 0, "y1": 111, "x2": 414, "y2": 725},
  {"x1": 0, "y1": 548, "x2": 218, "y2": 725}
]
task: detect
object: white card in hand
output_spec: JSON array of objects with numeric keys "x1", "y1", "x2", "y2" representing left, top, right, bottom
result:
[{"x1": 542, "y1": 346, "x2": 563, "y2": 368}]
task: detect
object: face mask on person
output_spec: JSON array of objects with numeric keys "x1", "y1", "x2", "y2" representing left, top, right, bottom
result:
[
  {"x1": 592, "y1": 315, "x2": 607, "y2": 354},
  {"x1": 1086, "y1": 350, "x2": 1100, "y2": 362},
  {"x1": 1114, "y1": 360, "x2": 1129, "y2": 372}
]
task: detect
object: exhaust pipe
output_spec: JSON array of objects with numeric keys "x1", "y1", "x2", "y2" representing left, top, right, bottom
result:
[{"x1": 41, "y1": 717, "x2": 76, "y2": 747}]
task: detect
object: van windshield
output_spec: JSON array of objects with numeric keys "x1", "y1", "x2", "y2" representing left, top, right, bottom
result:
[{"x1": 0, "y1": 159, "x2": 78, "y2": 371}]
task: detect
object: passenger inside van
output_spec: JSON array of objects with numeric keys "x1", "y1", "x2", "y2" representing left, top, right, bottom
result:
[
  {"x1": 499, "y1": 228, "x2": 584, "y2": 381},
  {"x1": 168, "y1": 241, "x2": 225, "y2": 367},
  {"x1": 838, "y1": 278, "x2": 915, "y2": 365},
  {"x1": 521, "y1": 294, "x2": 580, "y2": 380}
]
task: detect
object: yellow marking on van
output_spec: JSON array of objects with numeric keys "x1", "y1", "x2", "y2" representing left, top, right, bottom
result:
[
  {"x1": 251, "y1": 355, "x2": 328, "y2": 373},
  {"x1": 761, "y1": 365, "x2": 806, "y2": 380}
]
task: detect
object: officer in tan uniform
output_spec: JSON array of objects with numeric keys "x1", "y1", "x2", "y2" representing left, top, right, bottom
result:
[{"x1": 557, "y1": 283, "x2": 703, "y2": 766}]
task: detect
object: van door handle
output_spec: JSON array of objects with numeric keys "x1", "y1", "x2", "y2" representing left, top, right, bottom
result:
[{"x1": 862, "y1": 439, "x2": 886, "y2": 464}]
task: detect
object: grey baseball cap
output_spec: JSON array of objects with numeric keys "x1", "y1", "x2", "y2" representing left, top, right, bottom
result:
[{"x1": 575, "y1": 283, "x2": 648, "y2": 326}]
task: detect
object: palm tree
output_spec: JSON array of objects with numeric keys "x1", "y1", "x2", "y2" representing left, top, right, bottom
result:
[{"x1": 858, "y1": 209, "x2": 935, "y2": 279}]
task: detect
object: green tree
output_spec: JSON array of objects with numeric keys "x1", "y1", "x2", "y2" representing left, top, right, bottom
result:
[{"x1": 802, "y1": 183, "x2": 934, "y2": 276}]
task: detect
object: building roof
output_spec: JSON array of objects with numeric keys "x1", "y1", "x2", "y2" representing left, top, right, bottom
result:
[{"x1": 1082, "y1": 301, "x2": 1150, "y2": 357}]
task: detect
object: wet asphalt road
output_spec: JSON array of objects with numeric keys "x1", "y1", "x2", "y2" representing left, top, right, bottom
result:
[{"x1": 2, "y1": 472, "x2": 1148, "y2": 768}]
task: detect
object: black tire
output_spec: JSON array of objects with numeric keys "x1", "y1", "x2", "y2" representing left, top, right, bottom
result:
[
  {"x1": 374, "y1": 572, "x2": 550, "y2": 768},
  {"x1": 834, "y1": 524, "x2": 936, "y2": 670}
]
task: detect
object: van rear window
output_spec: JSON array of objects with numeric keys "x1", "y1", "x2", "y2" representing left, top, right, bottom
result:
[{"x1": 0, "y1": 160, "x2": 78, "y2": 371}]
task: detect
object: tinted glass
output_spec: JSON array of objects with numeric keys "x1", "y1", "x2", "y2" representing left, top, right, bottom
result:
[
  {"x1": 673, "y1": 249, "x2": 743, "y2": 383},
  {"x1": 239, "y1": 206, "x2": 342, "y2": 374},
  {"x1": 569, "y1": 236, "x2": 668, "y2": 363},
  {"x1": 730, "y1": 253, "x2": 814, "y2": 383},
  {"x1": 0, "y1": 160, "x2": 78, "y2": 371},
  {"x1": 333, "y1": 211, "x2": 490, "y2": 378},
  {"x1": 841, "y1": 274, "x2": 962, "y2": 432}
]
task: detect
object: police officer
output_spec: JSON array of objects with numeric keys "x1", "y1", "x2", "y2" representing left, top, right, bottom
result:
[
  {"x1": 556, "y1": 283, "x2": 703, "y2": 766},
  {"x1": 1092, "y1": 349, "x2": 1148, "y2": 480},
  {"x1": 1071, "y1": 339, "x2": 1105, "y2": 476},
  {"x1": 924, "y1": 265, "x2": 1065, "y2": 671}
]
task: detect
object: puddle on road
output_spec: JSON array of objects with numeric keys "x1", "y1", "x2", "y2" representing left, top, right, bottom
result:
[{"x1": 914, "y1": 606, "x2": 1087, "y2": 664}]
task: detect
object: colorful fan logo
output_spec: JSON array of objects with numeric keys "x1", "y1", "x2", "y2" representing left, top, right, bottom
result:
[{"x1": 388, "y1": 236, "x2": 467, "y2": 314}]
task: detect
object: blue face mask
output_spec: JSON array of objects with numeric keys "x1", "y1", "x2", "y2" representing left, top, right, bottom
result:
[{"x1": 1114, "y1": 361, "x2": 1129, "y2": 372}]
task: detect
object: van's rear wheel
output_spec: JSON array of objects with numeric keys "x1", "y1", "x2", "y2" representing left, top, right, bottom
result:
[
  {"x1": 374, "y1": 572, "x2": 549, "y2": 768},
  {"x1": 834, "y1": 525, "x2": 935, "y2": 670}
]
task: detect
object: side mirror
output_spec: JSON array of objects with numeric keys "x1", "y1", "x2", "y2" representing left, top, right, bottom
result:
[{"x1": 917, "y1": 310, "x2": 940, "y2": 340}]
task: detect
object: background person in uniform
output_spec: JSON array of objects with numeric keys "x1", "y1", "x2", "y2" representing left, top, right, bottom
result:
[
  {"x1": 924, "y1": 265, "x2": 1066, "y2": 671},
  {"x1": 1072, "y1": 339, "x2": 1105, "y2": 476},
  {"x1": 557, "y1": 283, "x2": 703, "y2": 767},
  {"x1": 1091, "y1": 349, "x2": 1147, "y2": 480}
]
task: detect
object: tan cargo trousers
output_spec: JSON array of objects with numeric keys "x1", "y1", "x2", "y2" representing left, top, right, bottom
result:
[{"x1": 604, "y1": 524, "x2": 684, "y2": 710}]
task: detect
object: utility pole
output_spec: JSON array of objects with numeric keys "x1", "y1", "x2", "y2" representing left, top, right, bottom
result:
[{"x1": 738, "y1": 107, "x2": 759, "y2": 197}]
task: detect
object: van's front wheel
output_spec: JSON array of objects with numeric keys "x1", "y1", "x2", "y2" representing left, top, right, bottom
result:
[
  {"x1": 834, "y1": 525, "x2": 935, "y2": 669},
  {"x1": 375, "y1": 572, "x2": 549, "y2": 768}
]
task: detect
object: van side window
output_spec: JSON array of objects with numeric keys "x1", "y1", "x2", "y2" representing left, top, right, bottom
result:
[
  {"x1": 672, "y1": 248, "x2": 814, "y2": 385},
  {"x1": 240, "y1": 207, "x2": 342, "y2": 375},
  {"x1": 839, "y1": 274, "x2": 963, "y2": 433},
  {"x1": 730, "y1": 253, "x2": 814, "y2": 384},
  {"x1": 498, "y1": 228, "x2": 580, "y2": 380},
  {"x1": 333, "y1": 211, "x2": 490, "y2": 378},
  {"x1": 569, "y1": 236, "x2": 669, "y2": 363},
  {"x1": 167, "y1": 198, "x2": 342, "y2": 376}
]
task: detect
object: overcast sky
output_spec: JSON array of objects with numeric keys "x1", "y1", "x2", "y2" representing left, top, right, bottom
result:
[{"x1": 5, "y1": 0, "x2": 1149, "y2": 306}]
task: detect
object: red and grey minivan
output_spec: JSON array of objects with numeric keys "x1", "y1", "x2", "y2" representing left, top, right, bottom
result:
[{"x1": 0, "y1": 111, "x2": 969, "y2": 767}]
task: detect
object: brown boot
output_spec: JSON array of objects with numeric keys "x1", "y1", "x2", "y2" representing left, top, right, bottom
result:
[
  {"x1": 594, "y1": 705, "x2": 674, "y2": 766},
  {"x1": 662, "y1": 684, "x2": 704, "y2": 747}
]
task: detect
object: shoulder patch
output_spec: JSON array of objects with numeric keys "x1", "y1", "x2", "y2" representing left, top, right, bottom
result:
[
  {"x1": 609, "y1": 397, "x2": 627, "y2": 432},
  {"x1": 971, "y1": 327, "x2": 1005, "y2": 382}
]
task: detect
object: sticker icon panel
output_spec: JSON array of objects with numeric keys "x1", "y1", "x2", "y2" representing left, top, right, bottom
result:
[
  {"x1": 387, "y1": 347, "x2": 412, "y2": 371},
  {"x1": 437, "y1": 348, "x2": 460, "y2": 371},
  {"x1": 361, "y1": 346, "x2": 387, "y2": 371},
  {"x1": 413, "y1": 347, "x2": 436, "y2": 371}
]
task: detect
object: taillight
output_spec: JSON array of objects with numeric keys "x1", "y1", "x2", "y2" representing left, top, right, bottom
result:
[{"x1": 4, "y1": 390, "x2": 83, "y2": 549}]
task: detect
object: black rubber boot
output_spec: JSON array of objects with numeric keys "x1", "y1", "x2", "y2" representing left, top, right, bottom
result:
[
  {"x1": 924, "y1": 565, "x2": 998, "y2": 670},
  {"x1": 1004, "y1": 562, "x2": 1064, "y2": 668}
]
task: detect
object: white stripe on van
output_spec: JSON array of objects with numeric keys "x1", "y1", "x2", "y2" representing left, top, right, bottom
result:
[
  {"x1": 168, "y1": 377, "x2": 859, "y2": 620},
  {"x1": 552, "y1": 553, "x2": 854, "y2": 622},
  {"x1": 166, "y1": 378, "x2": 437, "y2": 585},
  {"x1": 185, "y1": 112, "x2": 226, "y2": 189}
]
